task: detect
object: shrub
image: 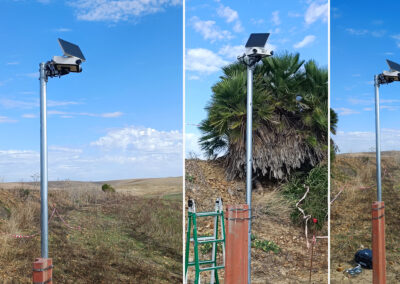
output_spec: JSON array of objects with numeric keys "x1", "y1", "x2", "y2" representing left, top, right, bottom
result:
[
  {"x1": 101, "y1": 184, "x2": 115, "y2": 193},
  {"x1": 283, "y1": 165, "x2": 328, "y2": 230}
]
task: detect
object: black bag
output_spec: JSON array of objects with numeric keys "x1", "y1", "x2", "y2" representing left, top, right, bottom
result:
[{"x1": 355, "y1": 249, "x2": 372, "y2": 269}]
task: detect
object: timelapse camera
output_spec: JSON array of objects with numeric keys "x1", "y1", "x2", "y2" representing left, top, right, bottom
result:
[
  {"x1": 47, "y1": 38, "x2": 86, "y2": 77},
  {"x1": 244, "y1": 33, "x2": 273, "y2": 58},
  {"x1": 238, "y1": 33, "x2": 273, "y2": 67},
  {"x1": 379, "y1": 59, "x2": 400, "y2": 84}
]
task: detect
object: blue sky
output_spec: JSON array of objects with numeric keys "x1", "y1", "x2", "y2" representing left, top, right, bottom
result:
[
  {"x1": 0, "y1": 0, "x2": 182, "y2": 181},
  {"x1": 332, "y1": 1, "x2": 400, "y2": 153},
  {"x1": 185, "y1": 0, "x2": 328, "y2": 157}
]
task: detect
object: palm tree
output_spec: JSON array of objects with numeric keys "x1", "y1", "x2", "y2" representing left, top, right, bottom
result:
[{"x1": 199, "y1": 52, "x2": 337, "y2": 180}]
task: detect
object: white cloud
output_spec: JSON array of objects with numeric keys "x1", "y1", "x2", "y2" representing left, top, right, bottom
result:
[
  {"x1": 19, "y1": 91, "x2": 36, "y2": 95},
  {"x1": 190, "y1": 16, "x2": 232, "y2": 42},
  {"x1": 6, "y1": 62, "x2": 19, "y2": 65},
  {"x1": 217, "y1": 5, "x2": 238, "y2": 23},
  {"x1": 346, "y1": 28, "x2": 368, "y2": 36},
  {"x1": 334, "y1": 128, "x2": 400, "y2": 153},
  {"x1": 49, "y1": 146, "x2": 83, "y2": 153},
  {"x1": 47, "y1": 100, "x2": 80, "y2": 107},
  {"x1": 391, "y1": 34, "x2": 400, "y2": 47},
  {"x1": 22, "y1": 114, "x2": 37, "y2": 118},
  {"x1": 272, "y1": 11, "x2": 281, "y2": 26},
  {"x1": 48, "y1": 110, "x2": 123, "y2": 118},
  {"x1": 0, "y1": 99, "x2": 80, "y2": 109},
  {"x1": 186, "y1": 48, "x2": 229, "y2": 74},
  {"x1": 91, "y1": 126, "x2": 182, "y2": 153},
  {"x1": 100, "y1": 112, "x2": 124, "y2": 118},
  {"x1": 233, "y1": 21, "x2": 243, "y2": 33},
  {"x1": 69, "y1": 0, "x2": 181, "y2": 22},
  {"x1": 348, "y1": 97, "x2": 400, "y2": 106},
  {"x1": 346, "y1": 28, "x2": 386, "y2": 38},
  {"x1": 305, "y1": 1, "x2": 328, "y2": 25},
  {"x1": 188, "y1": 75, "x2": 200, "y2": 80},
  {"x1": 0, "y1": 99, "x2": 37, "y2": 109},
  {"x1": 185, "y1": 132, "x2": 203, "y2": 158},
  {"x1": 218, "y1": 45, "x2": 244, "y2": 60},
  {"x1": 334, "y1": 107, "x2": 360, "y2": 116},
  {"x1": 0, "y1": 126, "x2": 182, "y2": 181},
  {"x1": 22, "y1": 72, "x2": 39, "y2": 78},
  {"x1": 293, "y1": 35, "x2": 316, "y2": 48},
  {"x1": 217, "y1": 5, "x2": 243, "y2": 32},
  {"x1": 250, "y1": 18, "x2": 264, "y2": 25},
  {"x1": 53, "y1": 28, "x2": 72, "y2": 32},
  {"x1": 0, "y1": 115, "x2": 17, "y2": 123}
]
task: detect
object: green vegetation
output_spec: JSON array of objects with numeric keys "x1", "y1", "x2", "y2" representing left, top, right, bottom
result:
[
  {"x1": 101, "y1": 183, "x2": 115, "y2": 193},
  {"x1": 251, "y1": 235, "x2": 280, "y2": 254},
  {"x1": 283, "y1": 165, "x2": 328, "y2": 230},
  {"x1": 199, "y1": 52, "x2": 335, "y2": 180}
]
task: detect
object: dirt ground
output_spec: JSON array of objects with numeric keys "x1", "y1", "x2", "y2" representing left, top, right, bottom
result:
[
  {"x1": 185, "y1": 159, "x2": 328, "y2": 283},
  {"x1": 330, "y1": 152, "x2": 400, "y2": 283}
]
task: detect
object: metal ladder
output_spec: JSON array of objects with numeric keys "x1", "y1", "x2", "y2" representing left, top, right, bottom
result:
[{"x1": 185, "y1": 198, "x2": 226, "y2": 284}]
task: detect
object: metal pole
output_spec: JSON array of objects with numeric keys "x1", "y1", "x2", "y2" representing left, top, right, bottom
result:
[
  {"x1": 39, "y1": 62, "x2": 48, "y2": 258},
  {"x1": 246, "y1": 65, "x2": 254, "y2": 284},
  {"x1": 374, "y1": 74, "x2": 382, "y2": 202}
]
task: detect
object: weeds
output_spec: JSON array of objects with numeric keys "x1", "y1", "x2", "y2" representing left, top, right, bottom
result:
[
  {"x1": 251, "y1": 235, "x2": 280, "y2": 254},
  {"x1": 283, "y1": 165, "x2": 328, "y2": 230}
]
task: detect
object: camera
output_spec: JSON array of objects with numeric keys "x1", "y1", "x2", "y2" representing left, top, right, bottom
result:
[
  {"x1": 51, "y1": 56, "x2": 82, "y2": 74},
  {"x1": 245, "y1": 46, "x2": 274, "y2": 58},
  {"x1": 45, "y1": 38, "x2": 86, "y2": 77}
]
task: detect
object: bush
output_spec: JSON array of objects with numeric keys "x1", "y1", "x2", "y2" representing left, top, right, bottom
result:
[
  {"x1": 251, "y1": 235, "x2": 280, "y2": 254},
  {"x1": 283, "y1": 165, "x2": 328, "y2": 230},
  {"x1": 101, "y1": 184, "x2": 115, "y2": 193}
]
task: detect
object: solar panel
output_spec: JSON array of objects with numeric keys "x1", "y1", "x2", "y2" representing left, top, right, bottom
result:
[
  {"x1": 386, "y1": 59, "x2": 400, "y2": 72},
  {"x1": 245, "y1": 33, "x2": 270, "y2": 48},
  {"x1": 58, "y1": 38, "x2": 86, "y2": 61}
]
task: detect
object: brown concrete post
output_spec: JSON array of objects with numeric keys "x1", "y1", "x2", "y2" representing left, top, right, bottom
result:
[
  {"x1": 372, "y1": 201, "x2": 386, "y2": 284},
  {"x1": 225, "y1": 204, "x2": 249, "y2": 284},
  {"x1": 33, "y1": 258, "x2": 53, "y2": 284}
]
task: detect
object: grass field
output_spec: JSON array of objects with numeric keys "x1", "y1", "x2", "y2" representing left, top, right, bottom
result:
[
  {"x1": 330, "y1": 152, "x2": 400, "y2": 283},
  {"x1": 0, "y1": 177, "x2": 182, "y2": 283}
]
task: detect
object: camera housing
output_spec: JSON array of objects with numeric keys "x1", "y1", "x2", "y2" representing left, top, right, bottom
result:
[
  {"x1": 381, "y1": 70, "x2": 400, "y2": 83},
  {"x1": 378, "y1": 59, "x2": 400, "y2": 84},
  {"x1": 245, "y1": 46, "x2": 273, "y2": 58},
  {"x1": 52, "y1": 56, "x2": 82, "y2": 74},
  {"x1": 46, "y1": 38, "x2": 85, "y2": 77}
]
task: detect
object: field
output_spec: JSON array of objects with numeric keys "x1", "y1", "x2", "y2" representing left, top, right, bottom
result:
[
  {"x1": 0, "y1": 177, "x2": 182, "y2": 283},
  {"x1": 330, "y1": 152, "x2": 400, "y2": 283},
  {"x1": 185, "y1": 159, "x2": 328, "y2": 284}
]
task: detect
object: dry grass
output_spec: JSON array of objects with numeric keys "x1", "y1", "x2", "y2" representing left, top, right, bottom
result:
[
  {"x1": 0, "y1": 179, "x2": 182, "y2": 283},
  {"x1": 185, "y1": 159, "x2": 328, "y2": 284},
  {"x1": 330, "y1": 153, "x2": 400, "y2": 283},
  {"x1": 253, "y1": 190, "x2": 292, "y2": 223}
]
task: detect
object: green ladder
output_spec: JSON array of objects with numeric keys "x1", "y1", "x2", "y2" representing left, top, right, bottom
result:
[{"x1": 185, "y1": 198, "x2": 226, "y2": 284}]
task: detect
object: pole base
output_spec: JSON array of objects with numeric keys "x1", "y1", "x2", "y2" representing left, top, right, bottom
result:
[
  {"x1": 225, "y1": 204, "x2": 249, "y2": 284},
  {"x1": 372, "y1": 201, "x2": 386, "y2": 284},
  {"x1": 33, "y1": 258, "x2": 53, "y2": 284}
]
